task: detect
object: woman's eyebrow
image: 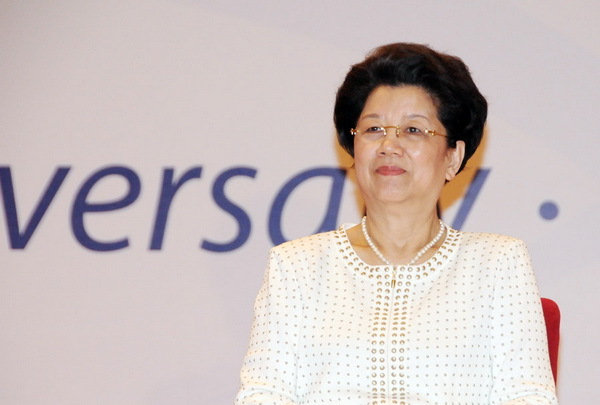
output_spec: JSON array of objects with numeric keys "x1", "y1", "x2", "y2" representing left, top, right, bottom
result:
[
  {"x1": 358, "y1": 113, "x2": 382, "y2": 121},
  {"x1": 407, "y1": 113, "x2": 431, "y2": 122},
  {"x1": 359, "y1": 113, "x2": 432, "y2": 122}
]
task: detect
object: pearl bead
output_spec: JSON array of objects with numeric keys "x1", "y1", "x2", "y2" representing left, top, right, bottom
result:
[{"x1": 361, "y1": 216, "x2": 446, "y2": 267}]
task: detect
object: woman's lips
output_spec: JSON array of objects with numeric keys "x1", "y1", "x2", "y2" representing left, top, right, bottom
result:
[{"x1": 376, "y1": 165, "x2": 406, "y2": 175}]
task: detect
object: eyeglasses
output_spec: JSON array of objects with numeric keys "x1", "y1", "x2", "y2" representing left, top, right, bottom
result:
[{"x1": 350, "y1": 125, "x2": 447, "y2": 142}]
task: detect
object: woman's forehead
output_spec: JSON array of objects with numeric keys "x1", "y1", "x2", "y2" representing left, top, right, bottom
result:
[{"x1": 359, "y1": 86, "x2": 439, "y2": 122}]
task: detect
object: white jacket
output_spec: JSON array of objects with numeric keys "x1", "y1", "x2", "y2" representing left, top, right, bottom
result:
[{"x1": 236, "y1": 225, "x2": 558, "y2": 404}]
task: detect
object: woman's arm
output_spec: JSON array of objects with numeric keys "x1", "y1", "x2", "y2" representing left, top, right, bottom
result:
[
  {"x1": 488, "y1": 239, "x2": 559, "y2": 404},
  {"x1": 235, "y1": 249, "x2": 302, "y2": 405}
]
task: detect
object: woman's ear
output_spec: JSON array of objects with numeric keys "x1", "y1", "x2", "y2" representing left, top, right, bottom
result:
[{"x1": 445, "y1": 140, "x2": 465, "y2": 181}]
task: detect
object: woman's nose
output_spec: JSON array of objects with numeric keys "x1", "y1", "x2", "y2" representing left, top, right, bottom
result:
[{"x1": 377, "y1": 129, "x2": 404, "y2": 155}]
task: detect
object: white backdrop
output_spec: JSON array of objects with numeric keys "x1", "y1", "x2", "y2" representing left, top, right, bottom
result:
[{"x1": 1, "y1": 1, "x2": 599, "y2": 403}]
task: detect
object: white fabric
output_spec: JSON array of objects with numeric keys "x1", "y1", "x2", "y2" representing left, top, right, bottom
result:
[{"x1": 236, "y1": 224, "x2": 558, "y2": 404}]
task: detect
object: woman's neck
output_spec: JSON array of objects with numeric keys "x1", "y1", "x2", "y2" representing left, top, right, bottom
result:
[{"x1": 354, "y1": 206, "x2": 444, "y2": 265}]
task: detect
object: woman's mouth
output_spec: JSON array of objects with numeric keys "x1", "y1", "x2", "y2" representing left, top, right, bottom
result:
[{"x1": 376, "y1": 165, "x2": 406, "y2": 175}]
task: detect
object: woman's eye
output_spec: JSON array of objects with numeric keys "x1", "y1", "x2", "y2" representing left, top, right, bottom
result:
[
  {"x1": 365, "y1": 126, "x2": 384, "y2": 133},
  {"x1": 406, "y1": 126, "x2": 423, "y2": 134}
]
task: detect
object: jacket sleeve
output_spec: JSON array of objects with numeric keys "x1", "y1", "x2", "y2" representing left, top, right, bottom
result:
[
  {"x1": 489, "y1": 239, "x2": 559, "y2": 404},
  {"x1": 235, "y1": 248, "x2": 302, "y2": 405}
]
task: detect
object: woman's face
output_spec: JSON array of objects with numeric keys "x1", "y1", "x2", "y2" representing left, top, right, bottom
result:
[{"x1": 353, "y1": 85, "x2": 464, "y2": 209}]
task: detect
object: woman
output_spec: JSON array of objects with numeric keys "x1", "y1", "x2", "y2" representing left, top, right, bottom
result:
[{"x1": 236, "y1": 43, "x2": 558, "y2": 404}]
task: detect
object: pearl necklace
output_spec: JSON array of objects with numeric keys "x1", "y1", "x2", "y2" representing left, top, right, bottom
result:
[{"x1": 361, "y1": 216, "x2": 446, "y2": 287}]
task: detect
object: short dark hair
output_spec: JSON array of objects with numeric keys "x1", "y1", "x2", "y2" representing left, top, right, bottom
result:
[{"x1": 334, "y1": 43, "x2": 487, "y2": 173}]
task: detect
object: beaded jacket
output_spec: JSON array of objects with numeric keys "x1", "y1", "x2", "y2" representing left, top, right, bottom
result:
[{"x1": 236, "y1": 225, "x2": 559, "y2": 404}]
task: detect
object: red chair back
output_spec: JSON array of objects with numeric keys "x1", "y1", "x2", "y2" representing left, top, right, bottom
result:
[{"x1": 541, "y1": 298, "x2": 560, "y2": 383}]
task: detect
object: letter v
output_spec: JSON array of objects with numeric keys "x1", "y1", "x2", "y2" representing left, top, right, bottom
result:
[
  {"x1": 0, "y1": 166, "x2": 70, "y2": 249},
  {"x1": 450, "y1": 168, "x2": 490, "y2": 230}
]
